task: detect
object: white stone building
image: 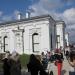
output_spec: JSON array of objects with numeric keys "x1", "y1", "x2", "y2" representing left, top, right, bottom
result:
[
  {"x1": 0, "y1": 15, "x2": 57, "y2": 54},
  {"x1": 56, "y1": 21, "x2": 66, "y2": 50}
]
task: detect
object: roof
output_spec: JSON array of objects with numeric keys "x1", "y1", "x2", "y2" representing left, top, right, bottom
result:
[
  {"x1": 0, "y1": 14, "x2": 55, "y2": 27},
  {"x1": 56, "y1": 20, "x2": 66, "y2": 27}
]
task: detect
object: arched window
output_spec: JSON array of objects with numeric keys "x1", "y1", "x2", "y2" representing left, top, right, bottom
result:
[
  {"x1": 32, "y1": 33, "x2": 40, "y2": 52},
  {"x1": 3, "y1": 36, "x2": 8, "y2": 52}
]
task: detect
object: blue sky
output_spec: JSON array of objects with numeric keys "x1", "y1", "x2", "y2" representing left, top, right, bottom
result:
[
  {"x1": 0, "y1": 0, "x2": 39, "y2": 14},
  {"x1": 0, "y1": 0, "x2": 75, "y2": 43}
]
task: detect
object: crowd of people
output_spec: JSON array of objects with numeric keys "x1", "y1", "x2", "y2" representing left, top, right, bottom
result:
[
  {"x1": 27, "y1": 50, "x2": 64, "y2": 75},
  {"x1": 27, "y1": 49, "x2": 75, "y2": 75},
  {"x1": 1, "y1": 49, "x2": 75, "y2": 75},
  {"x1": 41, "y1": 50, "x2": 64, "y2": 75}
]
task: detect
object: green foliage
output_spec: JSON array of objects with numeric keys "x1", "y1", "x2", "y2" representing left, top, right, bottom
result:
[
  {"x1": 20, "y1": 54, "x2": 30, "y2": 69},
  {"x1": 0, "y1": 54, "x2": 30, "y2": 70}
]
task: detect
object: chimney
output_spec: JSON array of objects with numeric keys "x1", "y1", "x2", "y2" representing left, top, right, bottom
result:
[
  {"x1": 16, "y1": 13, "x2": 22, "y2": 20},
  {"x1": 25, "y1": 12, "x2": 30, "y2": 18}
]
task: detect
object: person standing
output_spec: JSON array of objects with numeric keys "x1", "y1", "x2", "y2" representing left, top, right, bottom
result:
[
  {"x1": 68, "y1": 51, "x2": 75, "y2": 75},
  {"x1": 10, "y1": 51, "x2": 21, "y2": 75},
  {"x1": 41, "y1": 52, "x2": 48, "y2": 70},
  {"x1": 66, "y1": 50, "x2": 69, "y2": 60},
  {"x1": 54, "y1": 52, "x2": 63, "y2": 75},
  {"x1": 27, "y1": 54, "x2": 48, "y2": 75},
  {"x1": 2, "y1": 51, "x2": 11, "y2": 75}
]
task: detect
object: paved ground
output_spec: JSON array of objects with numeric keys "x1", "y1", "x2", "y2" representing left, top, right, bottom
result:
[{"x1": 61, "y1": 58, "x2": 70, "y2": 75}]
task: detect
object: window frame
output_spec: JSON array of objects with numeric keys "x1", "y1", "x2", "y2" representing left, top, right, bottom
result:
[
  {"x1": 3, "y1": 36, "x2": 8, "y2": 52},
  {"x1": 32, "y1": 33, "x2": 39, "y2": 52}
]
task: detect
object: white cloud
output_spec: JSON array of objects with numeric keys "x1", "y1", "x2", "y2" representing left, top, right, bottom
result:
[
  {"x1": 61, "y1": 8, "x2": 75, "y2": 42},
  {"x1": 29, "y1": 4, "x2": 49, "y2": 16},
  {"x1": 29, "y1": 0, "x2": 75, "y2": 22},
  {"x1": 63, "y1": 8, "x2": 75, "y2": 24},
  {"x1": 67, "y1": 25, "x2": 75, "y2": 29},
  {"x1": 29, "y1": 0, "x2": 75, "y2": 30},
  {"x1": 13, "y1": 10, "x2": 21, "y2": 19},
  {"x1": 14, "y1": 10, "x2": 20, "y2": 15},
  {"x1": 29, "y1": 0, "x2": 64, "y2": 17},
  {"x1": 38, "y1": 0, "x2": 62, "y2": 9}
]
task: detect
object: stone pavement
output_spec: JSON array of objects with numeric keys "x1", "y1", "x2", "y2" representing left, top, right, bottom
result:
[{"x1": 61, "y1": 58, "x2": 70, "y2": 75}]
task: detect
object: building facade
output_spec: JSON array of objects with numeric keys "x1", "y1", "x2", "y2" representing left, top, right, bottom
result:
[
  {"x1": 0, "y1": 15, "x2": 57, "y2": 54},
  {"x1": 56, "y1": 21, "x2": 66, "y2": 50}
]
